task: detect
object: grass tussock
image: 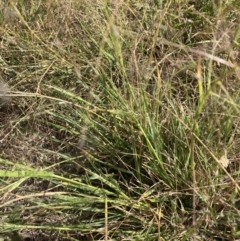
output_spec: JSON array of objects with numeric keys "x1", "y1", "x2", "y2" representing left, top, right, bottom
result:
[{"x1": 0, "y1": 0, "x2": 240, "y2": 240}]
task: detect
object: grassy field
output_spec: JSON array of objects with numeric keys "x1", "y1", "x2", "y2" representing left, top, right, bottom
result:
[{"x1": 0, "y1": 0, "x2": 240, "y2": 240}]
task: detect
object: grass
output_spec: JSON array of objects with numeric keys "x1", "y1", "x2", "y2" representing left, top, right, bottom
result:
[{"x1": 0, "y1": 0, "x2": 240, "y2": 240}]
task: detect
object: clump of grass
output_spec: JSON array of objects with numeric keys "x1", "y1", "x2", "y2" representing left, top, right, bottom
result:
[{"x1": 0, "y1": 0, "x2": 240, "y2": 241}]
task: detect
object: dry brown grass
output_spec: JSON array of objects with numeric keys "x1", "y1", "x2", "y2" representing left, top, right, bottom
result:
[{"x1": 0, "y1": 1, "x2": 240, "y2": 240}]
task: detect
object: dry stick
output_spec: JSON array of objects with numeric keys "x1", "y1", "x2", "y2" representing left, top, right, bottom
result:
[
  {"x1": 124, "y1": 29, "x2": 239, "y2": 74},
  {"x1": 105, "y1": 196, "x2": 108, "y2": 241},
  {"x1": 36, "y1": 61, "x2": 55, "y2": 94},
  {"x1": 0, "y1": 81, "x2": 10, "y2": 105},
  {"x1": 190, "y1": 132, "x2": 197, "y2": 240},
  {"x1": 0, "y1": 192, "x2": 68, "y2": 208},
  {"x1": 190, "y1": 57, "x2": 203, "y2": 241},
  {"x1": 158, "y1": 38, "x2": 236, "y2": 68}
]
